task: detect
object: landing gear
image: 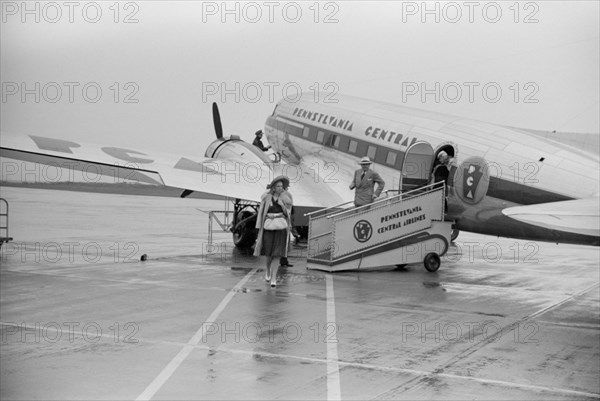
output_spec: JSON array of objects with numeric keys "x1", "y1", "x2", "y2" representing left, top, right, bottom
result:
[
  {"x1": 293, "y1": 226, "x2": 309, "y2": 242},
  {"x1": 423, "y1": 253, "x2": 441, "y2": 272},
  {"x1": 450, "y1": 229, "x2": 460, "y2": 242},
  {"x1": 231, "y1": 199, "x2": 259, "y2": 249},
  {"x1": 232, "y1": 211, "x2": 257, "y2": 248}
]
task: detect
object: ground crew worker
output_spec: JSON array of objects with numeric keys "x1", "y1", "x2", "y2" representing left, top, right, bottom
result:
[{"x1": 252, "y1": 130, "x2": 271, "y2": 151}]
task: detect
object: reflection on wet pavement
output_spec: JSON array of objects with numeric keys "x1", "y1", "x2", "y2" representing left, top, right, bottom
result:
[{"x1": 1, "y1": 188, "x2": 598, "y2": 400}]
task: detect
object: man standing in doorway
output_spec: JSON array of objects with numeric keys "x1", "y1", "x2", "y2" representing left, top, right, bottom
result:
[
  {"x1": 430, "y1": 150, "x2": 453, "y2": 213},
  {"x1": 349, "y1": 156, "x2": 385, "y2": 207}
]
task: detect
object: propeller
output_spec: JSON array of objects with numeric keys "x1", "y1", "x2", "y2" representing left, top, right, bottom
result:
[
  {"x1": 181, "y1": 103, "x2": 225, "y2": 198},
  {"x1": 212, "y1": 102, "x2": 223, "y2": 140}
]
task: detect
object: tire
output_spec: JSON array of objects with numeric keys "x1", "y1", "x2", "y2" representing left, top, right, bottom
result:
[
  {"x1": 450, "y1": 229, "x2": 460, "y2": 242},
  {"x1": 232, "y1": 211, "x2": 258, "y2": 248},
  {"x1": 423, "y1": 253, "x2": 441, "y2": 272},
  {"x1": 295, "y1": 226, "x2": 309, "y2": 240}
]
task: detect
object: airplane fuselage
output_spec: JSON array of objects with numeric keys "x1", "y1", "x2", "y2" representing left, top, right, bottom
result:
[{"x1": 264, "y1": 93, "x2": 599, "y2": 246}]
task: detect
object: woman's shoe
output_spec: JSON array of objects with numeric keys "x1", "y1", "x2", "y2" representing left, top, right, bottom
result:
[
  {"x1": 270, "y1": 280, "x2": 276, "y2": 287},
  {"x1": 265, "y1": 275, "x2": 271, "y2": 282}
]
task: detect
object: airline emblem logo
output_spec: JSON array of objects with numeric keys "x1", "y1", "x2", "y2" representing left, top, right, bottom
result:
[
  {"x1": 455, "y1": 156, "x2": 490, "y2": 205},
  {"x1": 353, "y1": 220, "x2": 373, "y2": 243}
]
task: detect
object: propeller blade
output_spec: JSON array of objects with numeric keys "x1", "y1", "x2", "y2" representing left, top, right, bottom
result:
[{"x1": 212, "y1": 102, "x2": 223, "y2": 139}]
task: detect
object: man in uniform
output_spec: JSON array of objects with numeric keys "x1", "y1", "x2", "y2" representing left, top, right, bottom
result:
[{"x1": 252, "y1": 130, "x2": 271, "y2": 152}]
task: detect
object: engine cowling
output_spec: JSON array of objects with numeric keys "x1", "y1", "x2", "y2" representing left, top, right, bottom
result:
[{"x1": 204, "y1": 136, "x2": 272, "y2": 166}]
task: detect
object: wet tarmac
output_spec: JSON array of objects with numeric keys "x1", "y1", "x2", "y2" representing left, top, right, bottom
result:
[{"x1": 1, "y1": 187, "x2": 599, "y2": 400}]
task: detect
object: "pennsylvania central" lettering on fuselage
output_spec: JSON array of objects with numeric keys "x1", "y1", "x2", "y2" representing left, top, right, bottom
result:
[
  {"x1": 292, "y1": 108, "x2": 354, "y2": 132},
  {"x1": 365, "y1": 126, "x2": 415, "y2": 148}
]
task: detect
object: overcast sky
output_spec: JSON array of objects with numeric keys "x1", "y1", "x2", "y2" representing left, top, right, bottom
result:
[{"x1": 2, "y1": 1, "x2": 599, "y2": 157}]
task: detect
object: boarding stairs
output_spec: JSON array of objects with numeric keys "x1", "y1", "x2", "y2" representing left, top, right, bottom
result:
[{"x1": 305, "y1": 183, "x2": 452, "y2": 272}]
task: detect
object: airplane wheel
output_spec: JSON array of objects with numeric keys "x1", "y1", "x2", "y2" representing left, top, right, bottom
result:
[
  {"x1": 233, "y1": 211, "x2": 258, "y2": 249},
  {"x1": 451, "y1": 229, "x2": 460, "y2": 242},
  {"x1": 423, "y1": 253, "x2": 441, "y2": 272},
  {"x1": 295, "y1": 226, "x2": 309, "y2": 240}
]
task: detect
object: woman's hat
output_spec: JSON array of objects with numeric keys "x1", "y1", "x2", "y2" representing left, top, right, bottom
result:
[
  {"x1": 267, "y1": 175, "x2": 290, "y2": 190},
  {"x1": 255, "y1": 130, "x2": 263, "y2": 136},
  {"x1": 358, "y1": 156, "x2": 372, "y2": 165}
]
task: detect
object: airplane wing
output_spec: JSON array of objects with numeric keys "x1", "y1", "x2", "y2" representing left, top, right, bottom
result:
[
  {"x1": 502, "y1": 198, "x2": 600, "y2": 237},
  {"x1": 0, "y1": 132, "x2": 346, "y2": 208}
]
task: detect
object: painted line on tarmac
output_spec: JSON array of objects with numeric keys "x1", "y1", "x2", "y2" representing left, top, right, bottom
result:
[
  {"x1": 141, "y1": 339, "x2": 600, "y2": 399},
  {"x1": 326, "y1": 275, "x2": 341, "y2": 401},
  {"x1": 135, "y1": 268, "x2": 259, "y2": 401}
]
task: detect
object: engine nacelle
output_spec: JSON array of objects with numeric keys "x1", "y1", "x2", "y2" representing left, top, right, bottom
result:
[{"x1": 204, "y1": 136, "x2": 273, "y2": 166}]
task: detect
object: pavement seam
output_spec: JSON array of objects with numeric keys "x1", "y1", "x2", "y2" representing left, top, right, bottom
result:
[
  {"x1": 376, "y1": 281, "x2": 600, "y2": 398},
  {"x1": 326, "y1": 275, "x2": 341, "y2": 401}
]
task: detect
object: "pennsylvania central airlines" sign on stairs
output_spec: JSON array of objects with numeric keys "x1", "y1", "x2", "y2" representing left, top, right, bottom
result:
[{"x1": 307, "y1": 184, "x2": 452, "y2": 272}]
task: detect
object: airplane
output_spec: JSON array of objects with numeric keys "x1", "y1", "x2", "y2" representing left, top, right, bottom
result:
[{"x1": 1, "y1": 92, "x2": 599, "y2": 251}]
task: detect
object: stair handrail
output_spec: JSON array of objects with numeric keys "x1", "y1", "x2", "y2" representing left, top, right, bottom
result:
[
  {"x1": 0, "y1": 198, "x2": 9, "y2": 237},
  {"x1": 304, "y1": 200, "x2": 355, "y2": 218},
  {"x1": 305, "y1": 182, "x2": 444, "y2": 219},
  {"x1": 325, "y1": 183, "x2": 444, "y2": 220}
]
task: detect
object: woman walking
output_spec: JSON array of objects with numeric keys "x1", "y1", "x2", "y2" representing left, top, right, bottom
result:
[{"x1": 254, "y1": 176, "x2": 292, "y2": 287}]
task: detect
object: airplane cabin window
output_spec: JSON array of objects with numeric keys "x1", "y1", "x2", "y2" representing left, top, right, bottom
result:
[
  {"x1": 348, "y1": 140, "x2": 358, "y2": 153},
  {"x1": 367, "y1": 145, "x2": 377, "y2": 160},
  {"x1": 317, "y1": 131, "x2": 325, "y2": 143},
  {"x1": 386, "y1": 151, "x2": 397, "y2": 166},
  {"x1": 302, "y1": 127, "x2": 310, "y2": 138},
  {"x1": 332, "y1": 135, "x2": 340, "y2": 147}
]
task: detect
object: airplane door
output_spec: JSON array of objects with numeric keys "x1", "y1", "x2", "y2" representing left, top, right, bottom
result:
[{"x1": 400, "y1": 141, "x2": 434, "y2": 192}]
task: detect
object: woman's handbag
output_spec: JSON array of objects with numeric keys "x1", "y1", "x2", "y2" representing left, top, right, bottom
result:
[{"x1": 264, "y1": 212, "x2": 288, "y2": 230}]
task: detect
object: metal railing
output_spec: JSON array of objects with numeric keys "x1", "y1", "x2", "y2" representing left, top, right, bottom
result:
[
  {"x1": 208, "y1": 210, "x2": 233, "y2": 244},
  {"x1": 322, "y1": 182, "x2": 445, "y2": 221},
  {"x1": 306, "y1": 183, "x2": 446, "y2": 263},
  {"x1": 0, "y1": 198, "x2": 13, "y2": 246},
  {"x1": 197, "y1": 199, "x2": 233, "y2": 244},
  {"x1": 305, "y1": 182, "x2": 445, "y2": 219}
]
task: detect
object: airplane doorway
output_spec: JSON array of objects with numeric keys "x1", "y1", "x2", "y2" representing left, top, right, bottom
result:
[
  {"x1": 400, "y1": 141, "x2": 434, "y2": 192},
  {"x1": 431, "y1": 145, "x2": 456, "y2": 173}
]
